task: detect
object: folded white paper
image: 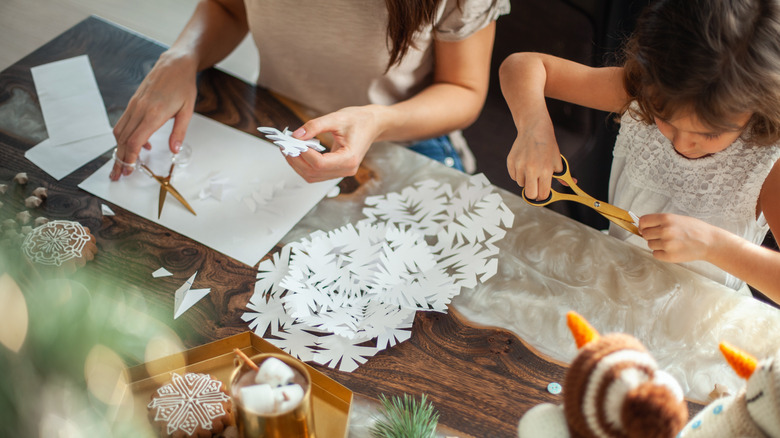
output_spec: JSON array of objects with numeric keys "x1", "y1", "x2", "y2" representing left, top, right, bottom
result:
[
  {"x1": 26, "y1": 55, "x2": 115, "y2": 180},
  {"x1": 173, "y1": 272, "x2": 211, "y2": 319}
]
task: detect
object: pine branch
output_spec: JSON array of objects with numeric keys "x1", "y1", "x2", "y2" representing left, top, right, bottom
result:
[{"x1": 370, "y1": 393, "x2": 440, "y2": 438}]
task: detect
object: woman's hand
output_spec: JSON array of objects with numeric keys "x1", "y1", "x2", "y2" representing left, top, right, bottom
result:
[
  {"x1": 284, "y1": 105, "x2": 386, "y2": 182},
  {"x1": 506, "y1": 111, "x2": 563, "y2": 200},
  {"x1": 639, "y1": 213, "x2": 718, "y2": 263},
  {"x1": 110, "y1": 51, "x2": 198, "y2": 181}
]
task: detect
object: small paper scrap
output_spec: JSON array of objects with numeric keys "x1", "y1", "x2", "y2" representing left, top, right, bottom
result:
[
  {"x1": 101, "y1": 204, "x2": 115, "y2": 216},
  {"x1": 173, "y1": 271, "x2": 211, "y2": 319},
  {"x1": 257, "y1": 127, "x2": 326, "y2": 157},
  {"x1": 152, "y1": 267, "x2": 173, "y2": 278}
]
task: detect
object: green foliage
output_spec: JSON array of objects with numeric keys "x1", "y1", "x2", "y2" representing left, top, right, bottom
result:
[
  {"x1": 370, "y1": 393, "x2": 440, "y2": 438},
  {"x1": 0, "y1": 248, "x2": 172, "y2": 437}
]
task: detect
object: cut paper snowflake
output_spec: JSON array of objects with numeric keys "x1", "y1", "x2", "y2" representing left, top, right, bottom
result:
[
  {"x1": 147, "y1": 373, "x2": 230, "y2": 436},
  {"x1": 241, "y1": 173, "x2": 514, "y2": 372},
  {"x1": 265, "y1": 323, "x2": 325, "y2": 362},
  {"x1": 257, "y1": 127, "x2": 326, "y2": 157},
  {"x1": 312, "y1": 334, "x2": 377, "y2": 372}
]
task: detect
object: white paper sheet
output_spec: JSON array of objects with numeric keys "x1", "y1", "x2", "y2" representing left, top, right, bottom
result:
[
  {"x1": 26, "y1": 55, "x2": 115, "y2": 180},
  {"x1": 79, "y1": 113, "x2": 341, "y2": 267}
]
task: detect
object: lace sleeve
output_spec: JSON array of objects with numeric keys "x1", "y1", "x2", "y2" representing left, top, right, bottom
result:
[{"x1": 613, "y1": 111, "x2": 645, "y2": 158}]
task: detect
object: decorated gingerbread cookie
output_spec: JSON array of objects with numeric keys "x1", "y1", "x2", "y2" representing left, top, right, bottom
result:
[
  {"x1": 148, "y1": 372, "x2": 234, "y2": 438},
  {"x1": 21, "y1": 220, "x2": 97, "y2": 273}
]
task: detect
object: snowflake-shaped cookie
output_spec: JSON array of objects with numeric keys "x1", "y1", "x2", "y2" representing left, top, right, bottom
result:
[
  {"x1": 21, "y1": 220, "x2": 94, "y2": 266},
  {"x1": 148, "y1": 373, "x2": 231, "y2": 436}
]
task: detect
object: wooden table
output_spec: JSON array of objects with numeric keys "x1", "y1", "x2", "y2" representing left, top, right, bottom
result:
[{"x1": 0, "y1": 15, "x2": 722, "y2": 437}]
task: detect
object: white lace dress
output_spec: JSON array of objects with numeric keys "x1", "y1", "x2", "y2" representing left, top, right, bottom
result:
[{"x1": 608, "y1": 112, "x2": 780, "y2": 292}]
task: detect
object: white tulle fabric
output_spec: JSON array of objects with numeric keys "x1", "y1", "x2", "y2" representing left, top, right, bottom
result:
[{"x1": 609, "y1": 111, "x2": 780, "y2": 291}]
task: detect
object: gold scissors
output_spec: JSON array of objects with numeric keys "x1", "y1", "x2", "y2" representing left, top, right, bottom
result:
[
  {"x1": 521, "y1": 155, "x2": 640, "y2": 236},
  {"x1": 140, "y1": 163, "x2": 197, "y2": 219}
]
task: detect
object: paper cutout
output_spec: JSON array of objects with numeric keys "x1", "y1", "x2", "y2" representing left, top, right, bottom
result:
[
  {"x1": 79, "y1": 114, "x2": 341, "y2": 267},
  {"x1": 101, "y1": 204, "x2": 115, "y2": 216},
  {"x1": 257, "y1": 127, "x2": 326, "y2": 157},
  {"x1": 242, "y1": 174, "x2": 514, "y2": 371},
  {"x1": 153, "y1": 267, "x2": 173, "y2": 278},
  {"x1": 25, "y1": 55, "x2": 115, "y2": 180},
  {"x1": 173, "y1": 272, "x2": 211, "y2": 319},
  {"x1": 147, "y1": 373, "x2": 230, "y2": 436}
]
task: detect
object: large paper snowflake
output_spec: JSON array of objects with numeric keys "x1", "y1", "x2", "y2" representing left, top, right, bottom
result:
[
  {"x1": 242, "y1": 174, "x2": 514, "y2": 371},
  {"x1": 147, "y1": 373, "x2": 231, "y2": 436}
]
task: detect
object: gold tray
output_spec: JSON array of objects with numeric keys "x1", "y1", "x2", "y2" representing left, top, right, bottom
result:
[{"x1": 120, "y1": 332, "x2": 352, "y2": 437}]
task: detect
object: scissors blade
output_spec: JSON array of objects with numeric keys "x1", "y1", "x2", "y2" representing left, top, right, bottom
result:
[
  {"x1": 157, "y1": 184, "x2": 167, "y2": 219},
  {"x1": 164, "y1": 183, "x2": 197, "y2": 216},
  {"x1": 602, "y1": 213, "x2": 641, "y2": 236}
]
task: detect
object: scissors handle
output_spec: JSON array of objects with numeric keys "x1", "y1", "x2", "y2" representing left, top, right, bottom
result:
[
  {"x1": 520, "y1": 155, "x2": 569, "y2": 206},
  {"x1": 521, "y1": 154, "x2": 641, "y2": 236}
]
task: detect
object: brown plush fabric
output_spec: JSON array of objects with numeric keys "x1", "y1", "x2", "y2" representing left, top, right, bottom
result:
[
  {"x1": 564, "y1": 334, "x2": 647, "y2": 437},
  {"x1": 622, "y1": 383, "x2": 688, "y2": 438}
]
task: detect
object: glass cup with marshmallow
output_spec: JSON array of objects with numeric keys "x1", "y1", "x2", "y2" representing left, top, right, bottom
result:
[{"x1": 230, "y1": 353, "x2": 315, "y2": 438}]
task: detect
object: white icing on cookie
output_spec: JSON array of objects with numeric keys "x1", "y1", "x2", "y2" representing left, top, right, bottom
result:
[
  {"x1": 148, "y1": 372, "x2": 231, "y2": 436},
  {"x1": 21, "y1": 220, "x2": 92, "y2": 266}
]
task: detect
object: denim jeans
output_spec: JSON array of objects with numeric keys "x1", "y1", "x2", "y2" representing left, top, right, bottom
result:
[{"x1": 408, "y1": 135, "x2": 464, "y2": 172}]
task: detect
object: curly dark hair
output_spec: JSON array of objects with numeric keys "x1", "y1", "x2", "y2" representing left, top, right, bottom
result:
[{"x1": 622, "y1": 0, "x2": 780, "y2": 145}]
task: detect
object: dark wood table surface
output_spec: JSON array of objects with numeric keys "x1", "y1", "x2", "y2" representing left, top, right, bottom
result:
[{"x1": 0, "y1": 16, "x2": 702, "y2": 437}]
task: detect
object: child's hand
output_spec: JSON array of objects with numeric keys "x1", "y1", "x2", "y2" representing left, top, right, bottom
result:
[
  {"x1": 638, "y1": 213, "x2": 718, "y2": 263},
  {"x1": 506, "y1": 112, "x2": 562, "y2": 200}
]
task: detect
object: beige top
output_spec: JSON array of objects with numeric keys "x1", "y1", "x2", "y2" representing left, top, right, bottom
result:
[{"x1": 244, "y1": 0, "x2": 510, "y2": 118}]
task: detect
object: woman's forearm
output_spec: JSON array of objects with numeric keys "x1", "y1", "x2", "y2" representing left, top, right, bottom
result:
[{"x1": 166, "y1": 0, "x2": 249, "y2": 72}]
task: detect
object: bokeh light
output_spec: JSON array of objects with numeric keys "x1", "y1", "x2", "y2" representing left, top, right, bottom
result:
[{"x1": 0, "y1": 273, "x2": 28, "y2": 353}]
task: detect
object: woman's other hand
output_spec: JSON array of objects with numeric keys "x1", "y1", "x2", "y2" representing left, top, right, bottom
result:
[{"x1": 283, "y1": 105, "x2": 386, "y2": 182}]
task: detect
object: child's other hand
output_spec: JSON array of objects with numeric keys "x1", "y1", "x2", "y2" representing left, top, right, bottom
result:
[
  {"x1": 638, "y1": 213, "x2": 717, "y2": 263},
  {"x1": 506, "y1": 112, "x2": 562, "y2": 200}
]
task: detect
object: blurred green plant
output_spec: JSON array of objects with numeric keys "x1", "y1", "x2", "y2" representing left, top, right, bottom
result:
[
  {"x1": 0, "y1": 247, "x2": 175, "y2": 437},
  {"x1": 370, "y1": 393, "x2": 440, "y2": 438}
]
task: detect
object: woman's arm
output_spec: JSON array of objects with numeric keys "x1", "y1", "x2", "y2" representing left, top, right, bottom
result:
[
  {"x1": 640, "y1": 159, "x2": 780, "y2": 301},
  {"x1": 111, "y1": 0, "x2": 248, "y2": 180},
  {"x1": 498, "y1": 52, "x2": 628, "y2": 199},
  {"x1": 284, "y1": 22, "x2": 496, "y2": 182}
]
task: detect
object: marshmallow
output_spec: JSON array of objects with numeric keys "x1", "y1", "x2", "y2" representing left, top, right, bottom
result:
[
  {"x1": 274, "y1": 384, "x2": 304, "y2": 413},
  {"x1": 255, "y1": 357, "x2": 294, "y2": 387},
  {"x1": 240, "y1": 383, "x2": 276, "y2": 415}
]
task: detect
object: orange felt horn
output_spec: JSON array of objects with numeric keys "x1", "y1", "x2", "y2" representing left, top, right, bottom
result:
[
  {"x1": 720, "y1": 341, "x2": 758, "y2": 380},
  {"x1": 567, "y1": 311, "x2": 600, "y2": 349}
]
